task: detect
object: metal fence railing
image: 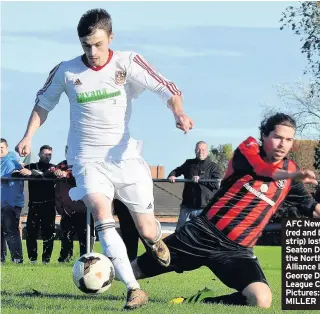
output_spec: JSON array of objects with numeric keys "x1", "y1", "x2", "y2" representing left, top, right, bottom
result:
[
  {"x1": 1, "y1": 177, "x2": 221, "y2": 252},
  {"x1": 2, "y1": 177, "x2": 318, "y2": 252},
  {"x1": 0, "y1": 177, "x2": 222, "y2": 183}
]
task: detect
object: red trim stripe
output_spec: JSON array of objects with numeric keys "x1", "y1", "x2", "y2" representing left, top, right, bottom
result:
[
  {"x1": 138, "y1": 55, "x2": 181, "y2": 95},
  {"x1": 81, "y1": 50, "x2": 113, "y2": 71},
  {"x1": 134, "y1": 55, "x2": 180, "y2": 94},
  {"x1": 134, "y1": 55, "x2": 176, "y2": 93},
  {"x1": 133, "y1": 55, "x2": 181, "y2": 96},
  {"x1": 37, "y1": 63, "x2": 62, "y2": 96}
]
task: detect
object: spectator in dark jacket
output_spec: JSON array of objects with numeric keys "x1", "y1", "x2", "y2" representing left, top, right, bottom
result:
[
  {"x1": 1, "y1": 138, "x2": 24, "y2": 263},
  {"x1": 54, "y1": 147, "x2": 94, "y2": 262},
  {"x1": 168, "y1": 141, "x2": 221, "y2": 230},
  {"x1": 19, "y1": 145, "x2": 56, "y2": 264}
]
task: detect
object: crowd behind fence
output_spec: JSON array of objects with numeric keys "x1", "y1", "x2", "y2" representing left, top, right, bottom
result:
[{"x1": 2, "y1": 176, "x2": 319, "y2": 262}]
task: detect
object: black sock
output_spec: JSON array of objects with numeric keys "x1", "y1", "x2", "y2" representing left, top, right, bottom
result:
[{"x1": 202, "y1": 292, "x2": 248, "y2": 306}]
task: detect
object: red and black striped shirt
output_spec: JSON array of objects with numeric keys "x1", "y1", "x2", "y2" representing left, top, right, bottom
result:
[{"x1": 203, "y1": 137, "x2": 317, "y2": 247}]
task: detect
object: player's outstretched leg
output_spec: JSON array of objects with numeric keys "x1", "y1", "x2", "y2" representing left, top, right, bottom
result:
[
  {"x1": 83, "y1": 194, "x2": 148, "y2": 310},
  {"x1": 169, "y1": 283, "x2": 272, "y2": 309},
  {"x1": 116, "y1": 157, "x2": 171, "y2": 267},
  {"x1": 241, "y1": 282, "x2": 272, "y2": 308},
  {"x1": 132, "y1": 215, "x2": 170, "y2": 267},
  {"x1": 170, "y1": 282, "x2": 272, "y2": 309},
  {"x1": 143, "y1": 219, "x2": 170, "y2": 267}
]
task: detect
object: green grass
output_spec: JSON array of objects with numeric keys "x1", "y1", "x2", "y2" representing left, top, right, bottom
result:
[{"x1": 0, "y1": 242, "x2": 316, "y2": 313}]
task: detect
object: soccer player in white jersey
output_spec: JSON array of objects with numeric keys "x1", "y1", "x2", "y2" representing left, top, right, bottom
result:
[{"x1": 15, "y1": 9, "x2": 194, "y2": 309}]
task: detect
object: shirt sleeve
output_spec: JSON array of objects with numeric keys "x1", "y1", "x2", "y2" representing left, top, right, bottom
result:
[
  {"x1": 233, "y1": 137, "x2": 280, "y2": 178},
  {"x1": 168, "y1": 162, "x2": 187, "y2": 178},
  {"x1": 283, "y1": 181, "x2": 317, "y2": 217},
  {"x1": 127, "y1": 52, "x2": 182, "y2": 103},
  {"x1": 35, "y1": 63, "x2": 65, "y2": 111},
  {"x1": 3, "y1": 160, "x2": 19, "y2": 177}
]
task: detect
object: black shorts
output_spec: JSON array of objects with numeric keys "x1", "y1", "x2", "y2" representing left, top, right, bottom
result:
[{"x1": 137, "y1": 216, "x2": 268, "y2": 292}]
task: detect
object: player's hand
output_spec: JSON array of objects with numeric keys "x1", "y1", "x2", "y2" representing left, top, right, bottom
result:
[
  {"x1": 175, "y1": 113, "x2": 194, "y2": 134},
  {"x1": 54, "y1": 169, "x2": 67, "y2": 178},
  {"x1": 313, "y1": 210, "x2": 320, "y2": 218},
  {"x1": 168, "y1": 176, "x2": 176, "y2": 183},
  {"x1": 19, "y1": 168, "x2": 32, "y2": 176},
  {"x1": 293, "y1": 170, "x2": 318, "y2": 185},
  {"x1": 192, "y1": 176, "x2": 200, "y2": 183},
  {"x1": 15, "y1": 137, "x2": 32, "y2": 157}
]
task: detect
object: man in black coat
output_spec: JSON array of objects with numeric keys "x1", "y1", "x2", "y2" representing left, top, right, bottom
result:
[
  {"x1": 168, "y1": 141, "x2": 221, "y2": 230},
  {"x1": 19, "y1": 145, "x2": 56, "y2": 264}
]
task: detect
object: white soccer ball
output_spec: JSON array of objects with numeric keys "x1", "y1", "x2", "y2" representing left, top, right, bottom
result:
[{"x1": 72, "y1": 252, "x2": 115, "y2": 294}]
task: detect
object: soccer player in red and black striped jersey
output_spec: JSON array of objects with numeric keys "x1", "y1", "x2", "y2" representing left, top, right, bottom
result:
[{"x1": 132, "y1": 113, "x2": 320, "y2": 309}]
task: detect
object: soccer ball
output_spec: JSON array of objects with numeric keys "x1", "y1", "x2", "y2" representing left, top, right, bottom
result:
[{"x1": 72, "y1": 252, "x2": 115, "y2": 294}]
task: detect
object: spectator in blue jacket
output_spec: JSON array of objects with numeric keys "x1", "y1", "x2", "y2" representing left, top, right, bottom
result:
[{"x1": 1, "y1": 138, "x2": 24, "y2": 263}]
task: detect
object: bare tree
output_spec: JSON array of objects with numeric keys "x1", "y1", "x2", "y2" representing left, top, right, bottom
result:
[
  {"x1": 280, "y1": 2, "x2": 320, "y2": 96},
  {"x1": 261, "y1": 81, "x2": 320, "y2": 138}
]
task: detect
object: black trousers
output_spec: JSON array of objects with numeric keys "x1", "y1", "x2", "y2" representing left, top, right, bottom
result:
[
  {"x1": 137, "y1": 216, "x2": 268, "y2": 292},
  {"x1": 59, "y1": 211, "x2": 94, "y2": 261},
  {"x1": 1, "y1": 205, "x2": 23, "y2": 262},
  {"x1": 113, "y1": 200, "x2": 147, "y2": 261},
  {"x1": 26, "y1": 201, "x2": 56, "y2": 262}
]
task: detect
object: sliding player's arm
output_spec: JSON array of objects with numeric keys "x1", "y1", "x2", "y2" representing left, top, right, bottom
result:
[
  {"x1": 234, "y1": 137, "x2": 317, "y2": 184},
  {"x1": 284, "y1": 181, "x2": 319, "y2": 217},
  {"x1": 234, "y1": 137, "x2": 281, "y2": 178}
]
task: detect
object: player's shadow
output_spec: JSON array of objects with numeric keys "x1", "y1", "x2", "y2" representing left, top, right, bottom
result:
[
  {"x1": 2, "y1": 290, "x2": 126, "y2": 312},
  {"x1": 2, "y1": 290, "x2": 124, "y2": 301},
  {"x1": 3, "y1": 290, "x2": 163, "y2": 305}
]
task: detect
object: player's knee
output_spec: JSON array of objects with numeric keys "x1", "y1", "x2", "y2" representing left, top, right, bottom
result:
[
  {"x1": 82, "y1": 194, "x2": 113, "y2": 220},
  {"x1": 243, "y1": 282, "x2": 272, "y2": 309},
  {"x1": 251, "y1": 292, "x2": 272, "y2": 309},
  {"x1": 138, "y1": 223, "x2": 156, "y2": 240},
  {"x1": 133, "y1": 216, "x2": 159, "y2": 241}
]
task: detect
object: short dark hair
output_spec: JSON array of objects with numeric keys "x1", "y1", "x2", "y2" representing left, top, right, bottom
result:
[
  {"x1": 40, "y1": 145, "x2": 52, "y2": 153},
  {"x1": 77, "y1": 9, "x2": 112, "y2": 38},
  {"x1": 260, "y1": 113, "x2": 296, "y2": 143},
  {"x1": 0, "y1": 138, "x2": 8, "y2": 146}
]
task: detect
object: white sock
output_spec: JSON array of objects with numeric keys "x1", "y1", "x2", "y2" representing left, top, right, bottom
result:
[{"x1": 95, "y1": 219, "x2": 140, "y2": 291}]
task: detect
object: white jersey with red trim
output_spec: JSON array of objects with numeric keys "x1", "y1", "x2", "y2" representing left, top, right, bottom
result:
[{"x1": 35, "y1": 50, "x2": 182, "y2": 165}]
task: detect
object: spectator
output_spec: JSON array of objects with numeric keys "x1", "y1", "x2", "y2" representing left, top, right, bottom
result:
[
  {"x1": 168, "y1": 141, "x2": 221, "y2": 231},
  {"x1": 0, "y1": 138, "x2": 24, "y2": 263},
  {"x1": 54, "y1": 146, "x2": 94, "y2": 262},
  {"x1": 19, "y1": 145, "x2": 56, "y2": 264}
]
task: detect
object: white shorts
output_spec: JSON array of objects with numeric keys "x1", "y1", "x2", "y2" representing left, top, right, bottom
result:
[{"x1": 69, "y1": 157, "x2": 154, "y2": 213}]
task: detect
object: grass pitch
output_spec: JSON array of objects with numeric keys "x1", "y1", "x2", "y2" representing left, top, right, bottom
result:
[{"x1": 0, "y1": 241, "x2": 315, "y2": 313}]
